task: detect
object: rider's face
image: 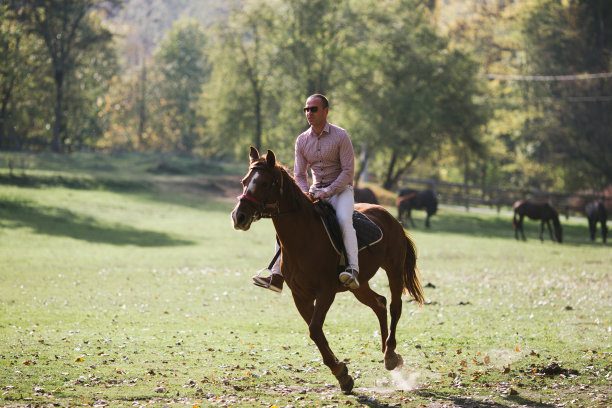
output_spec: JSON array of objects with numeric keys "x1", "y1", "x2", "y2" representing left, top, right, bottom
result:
[{"x1": 304, "y1": 97, "x2": 328, "y2": 130}]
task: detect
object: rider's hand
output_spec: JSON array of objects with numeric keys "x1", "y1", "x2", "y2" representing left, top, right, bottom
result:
[{"x1": 313, "y1": 190, "x2": 328, "y2": 200}]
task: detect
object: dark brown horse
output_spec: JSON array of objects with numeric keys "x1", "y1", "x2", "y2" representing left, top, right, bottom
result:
[
  {"x1": 397, "y1": 189, "x2": 438, "y2": 228},
  {"x1": 512, "y1": 200, "x2": 563, "y2": 243},
  {"x1": 585, "y1": 201, "x2": 607, "y2": 243},
  {"x1": 231, "y1": 147, "x2": 424, "y2": 394},
  {"x1": 354, "y1": 186, "x2": 378, "y2": 204}
]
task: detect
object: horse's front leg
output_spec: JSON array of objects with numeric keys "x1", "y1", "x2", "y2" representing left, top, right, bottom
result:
[
  {"x1": 292, "y1": 291, "x2": 354, "y2": 394},
  {"x1": 540, "y1": 220, "x2": 551, "y2": 241}
]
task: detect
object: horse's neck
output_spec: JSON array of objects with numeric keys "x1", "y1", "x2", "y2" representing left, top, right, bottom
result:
[{"x1": 273, "y1": 176, "x2": 322, "y2": 249}]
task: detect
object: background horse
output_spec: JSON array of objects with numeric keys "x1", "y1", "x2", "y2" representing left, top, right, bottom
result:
[
  {"x1": 585, "y1": 201, "x2": 608, "y2": 243},
  {"x1": 513, "y1": 200, "x2": 563, "y2": 243},
  {"x1": 354, "y1": 186, "x2": 378, "y2": 204},
  {"x1": 231, "y1": 147, "x2": 424, "y2": 394},
  {"x1": 396, "y1": 188, "x2": 438, "y2": 228}
]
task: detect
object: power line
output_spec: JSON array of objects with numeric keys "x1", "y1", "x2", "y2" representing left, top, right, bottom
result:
[
  {"x1": 568, "y1": 95, "x2": 612, "y2": 102},
  {"x1": 479, "y1": 72, "x2": 612, "y2": 81}
]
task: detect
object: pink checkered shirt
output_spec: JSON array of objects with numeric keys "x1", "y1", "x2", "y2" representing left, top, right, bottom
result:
[{"x1": 294, "y1": 122, "x2": 355, "y2": 197}]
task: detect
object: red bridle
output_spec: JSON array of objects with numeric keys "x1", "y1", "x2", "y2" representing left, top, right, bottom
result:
[{"x1": 236, "y1": 164, "x2": 283, "y2": 219}]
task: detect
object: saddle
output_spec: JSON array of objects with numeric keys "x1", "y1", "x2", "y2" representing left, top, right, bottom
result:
[{"x1": 314, "y1": 201, "x2": 383, "y2": 268}]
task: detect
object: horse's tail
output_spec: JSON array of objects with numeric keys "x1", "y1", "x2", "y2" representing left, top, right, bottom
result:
[
  {"x1": 403, "y1": 231, "x2": 424, "y2": 305},
  {"x1": 512, "y1": 200, "x2": 524, "y2": 229},
  {"x1": 512, "y1": 208, "x2": 519, "y2": 229},
  {"x1": 552, "y1": 211, "x2": 563, "y2": 243}
]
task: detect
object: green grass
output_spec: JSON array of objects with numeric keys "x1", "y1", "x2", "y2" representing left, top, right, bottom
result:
[{"x1": 0, "y1": 152, "x2": 610, "y2": 407}]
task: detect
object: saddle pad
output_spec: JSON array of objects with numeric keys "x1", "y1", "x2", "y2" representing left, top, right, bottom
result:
[{"x1": 321, "y1": 210, "x2": 383, "y2": 256}]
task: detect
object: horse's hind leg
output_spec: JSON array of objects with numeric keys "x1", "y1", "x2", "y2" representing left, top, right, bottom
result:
[
  {"x1": 541, "y1": 220, "x2": 552, "y2": 241},
  {"x1": 408, "y1": 209, "x2": 416, "y2": 228},
  {"x1": 588, "y1": 219, "x2": 596, "y2": 241},
  {"x1": 518, "y1": 216, "x2": 526, "y2": 240},
  {"x1": 384, "y1": 276, "x2": 404, "y2": 370},
  {"x1": 352, "y1": 284, "x2": 388, "y2": 353}
]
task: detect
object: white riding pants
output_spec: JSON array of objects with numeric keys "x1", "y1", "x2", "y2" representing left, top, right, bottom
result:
[{"x1": 270, "y1": 185, "x2": 358, "y2": 275}]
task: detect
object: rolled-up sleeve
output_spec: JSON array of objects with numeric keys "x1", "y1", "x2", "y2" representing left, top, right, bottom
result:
[
  {"x1": 294, "y1": 135, "x2": 310, "y2": 193},
  {"x1": 323, "y1": 131, "x2": 354, "y2": 197}
]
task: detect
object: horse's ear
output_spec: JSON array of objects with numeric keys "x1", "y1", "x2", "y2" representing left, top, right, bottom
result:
[
  {"x1": 266, "y1": 149, "x2": 276, "y2": 168},
  {"x1": 249, "y1": 146, "x2": 260, "y2": 163}
]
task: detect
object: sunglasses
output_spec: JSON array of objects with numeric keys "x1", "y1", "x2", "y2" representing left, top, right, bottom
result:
[{"x1": 303, "y1": 106, "x2": 319, "y2": 113}]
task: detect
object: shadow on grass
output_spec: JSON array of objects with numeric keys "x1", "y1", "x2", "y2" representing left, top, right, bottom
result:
[
  {"x1": 404, "y1": 210, "x2": 598, "y2": 247},
  {"x1": 0, "y1": 199, "x2": 193, "y2": 247},
  {"x1": 0, "y1": 173, "x2": 150, "y2": 192}
]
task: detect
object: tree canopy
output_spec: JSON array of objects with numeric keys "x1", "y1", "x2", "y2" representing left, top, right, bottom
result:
[{"x1": 1, "y1": 0, "x2": 611, "y2": 192}]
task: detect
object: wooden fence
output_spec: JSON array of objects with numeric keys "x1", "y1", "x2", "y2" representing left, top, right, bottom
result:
[{"x1": 397, "y1": 177, "x2": 610, "y2": 219}]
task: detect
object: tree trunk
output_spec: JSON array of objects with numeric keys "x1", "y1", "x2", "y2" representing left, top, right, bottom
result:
[
  {"x1": 51, "y1": 69, "x2": 64, "y2": 152},
  {"x1": 354, "y1": 143, "x2": 370, "y2": 186},
  {"x1": 137, "y1": 61, "x2": 147, "y2": 149},
  {"x1": 254, "y1": 86, "x2": 262, "y2": 152},
  {"x1": 382, "y1": 151, "x2": 398, "y2": 190}
]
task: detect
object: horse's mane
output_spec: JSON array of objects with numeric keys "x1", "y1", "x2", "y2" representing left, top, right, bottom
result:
[
  {"x1": 281, "y1": 165, "x2": 312, "y2": 208},
  {"x1": 261, "y1": 158, "x2": 313, "y2": 212}
]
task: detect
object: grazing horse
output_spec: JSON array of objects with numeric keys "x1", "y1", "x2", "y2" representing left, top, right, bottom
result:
[
  {"x1": 512, "y1": 200, "x2": 563, "y2": 243},
  {"x1": 354, "y1": 186, "x2": 378, "y2": 204},
  {"x1": 231, "y1": 147, "x2": 424, "y2": 394},
  {"x1": 396, "y1": 189, "x2": 438, "y2": 228},
  {"x1": 585, "y1": 201, "x2": 607, "y2": 243}
]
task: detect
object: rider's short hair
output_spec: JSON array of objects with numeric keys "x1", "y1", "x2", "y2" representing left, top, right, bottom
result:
[{"x1": 308, "y1": 94, "x2": 329, "y2": 109}]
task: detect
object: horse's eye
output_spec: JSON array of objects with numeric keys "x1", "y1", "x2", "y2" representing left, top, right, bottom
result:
[{"x1": 261, "y1": 181, "x2": 269, "y2": 189}]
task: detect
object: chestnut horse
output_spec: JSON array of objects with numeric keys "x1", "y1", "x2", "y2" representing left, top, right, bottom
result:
[
  {"x1": 231, "y1": 148, "x2": 424, "y2": 394},
  {"x1": 513, "y1": 200, "x2": 563, "y2": 243}
]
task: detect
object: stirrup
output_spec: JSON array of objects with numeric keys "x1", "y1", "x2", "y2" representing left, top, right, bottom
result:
[
  {"x1": 339, "y1": 268, "x2": 359, "y2": 290},
  {"x1": 252, "y1": 269, "x2": 283, "y2": 293}
]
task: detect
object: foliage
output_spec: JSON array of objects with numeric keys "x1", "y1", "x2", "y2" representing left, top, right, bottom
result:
[
  {"x1": 343, "y1": 0, "x2": 488, "y2": 190},
  {"x1": 0, "y1": 5, "x2": 53, "y2": 150},
  {"x1": 201, "y1": 0, "x2": 279, "y2": 157},
  {"x1": 2, "y1": 0, "x2": 612, "y2": 192},
  {"x1": 5, "y1": 0, "x2": 122, "y2": 151},
  {"x1": 520, "y1": 0, "x2": 612, "y2": 191},
  {"x1": 151, "y1": 18, "x2": 210, "y2": 153}
]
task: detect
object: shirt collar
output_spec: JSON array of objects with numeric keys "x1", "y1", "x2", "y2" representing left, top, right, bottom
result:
[{"x1": 310, "y1": 122, "x2": 330, "y2": 137}]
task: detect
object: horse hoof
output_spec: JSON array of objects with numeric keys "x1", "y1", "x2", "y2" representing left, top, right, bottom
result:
[
  {"x1": 334, "y1": 363, "x2": 354, "y2": 394},
  {"x1": 384, "y1": 352, "x2": 404, "y2": 371},
  {"x1": 340, "y1": 375, "x2": 354, "y2": 394}
]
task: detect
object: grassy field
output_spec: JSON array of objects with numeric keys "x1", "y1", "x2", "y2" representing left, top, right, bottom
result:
[{"x1": 0, "y1": 152, "x2": 610, "y2": 408}]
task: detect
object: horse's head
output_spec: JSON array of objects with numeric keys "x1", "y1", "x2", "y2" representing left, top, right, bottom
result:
[{"x1": 231, "y1": 146, "x2": 283, "y2": 231}]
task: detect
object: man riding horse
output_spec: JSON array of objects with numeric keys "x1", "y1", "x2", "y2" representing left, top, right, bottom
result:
[{"x1": 252, "y1": 94, "x2": 360, "y2": 292}]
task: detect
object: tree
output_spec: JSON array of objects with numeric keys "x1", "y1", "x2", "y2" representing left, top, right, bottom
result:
[
  {"x1": 202, "y1": 0, "x2": 277, "y2": 156},
  {"x1": 348, "y1": 0, "x2": 488, "y2": 190},
  {"x1": 0, "y1": 5, "x2": 53, "y2": 150},
  {"x1": 7, "y1": 0, "x2": 122, "y2": 151},
  {"x1": 0, "y1": 5, "x2": 24, "y2": 149},
  {"x1": 152, "y1": 18, "x2": 210, "y2": 152},
  {"x1": 520, "y1": 0, "x2": 612, "y2": 190}
]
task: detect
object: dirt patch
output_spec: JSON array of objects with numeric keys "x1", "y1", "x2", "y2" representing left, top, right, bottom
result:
[
  {"x1": 153, "y1": 175, "x2": 241, "y2": 201},
  {"x1": 534, "y1": 362, "x2": 580, "y2": 377}
]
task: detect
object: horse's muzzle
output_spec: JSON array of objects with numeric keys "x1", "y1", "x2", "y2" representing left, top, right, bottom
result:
[{"x1": 231, "y1": 205, "x2": 253, "y2": 231}]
